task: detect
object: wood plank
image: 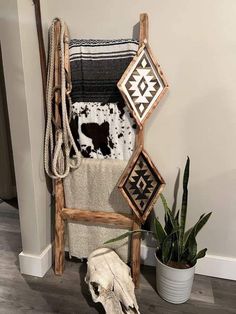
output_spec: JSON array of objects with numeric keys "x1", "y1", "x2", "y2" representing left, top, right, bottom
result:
[
  {"x1": 54, "y1": 21, "x2": 65, "y2": 275},
  {"x1": 54, "y1": 178, "x2": 65, "y2": 275},
  {"x1": 130, "y1": 13, "x2": 149, "y2": 288},
  {"x1": 139, "y1": 13, "x2": 149, "y2": 45},
  {"x1": 131, "y1": 216, "x2": 141, "y2": 288},
  {"x1": 61, "y1": 208, "x2": 133, "y2": 229}
]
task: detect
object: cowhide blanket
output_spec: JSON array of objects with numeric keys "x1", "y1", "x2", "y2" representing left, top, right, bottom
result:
[
  {"x1": 69, "y1": 39, "x2": 139, "y2": 160},
  {"x1": 71, "y1": 102, "x2": 136, "y2": 160}
]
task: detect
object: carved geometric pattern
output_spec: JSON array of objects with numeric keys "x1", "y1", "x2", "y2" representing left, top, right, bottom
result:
[
  {"x1": 118, "y1": 45, "x2": 168, "y2": 127},
  {"x1": 119, "y1": 148, "x2": 165, "y2": 223}
]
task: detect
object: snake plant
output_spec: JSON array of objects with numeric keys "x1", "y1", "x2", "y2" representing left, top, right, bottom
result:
[{"x1": 105, "y1": 157, "x2": 212, "y2": 268}]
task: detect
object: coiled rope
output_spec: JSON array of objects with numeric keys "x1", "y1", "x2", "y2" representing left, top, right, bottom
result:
[{"x1": 44, "y1": 18, "x2": 81, "y2": 179}]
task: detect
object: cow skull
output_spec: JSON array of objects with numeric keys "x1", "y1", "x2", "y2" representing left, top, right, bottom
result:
[{"x1": 85, "y1": 248, "x2": 140, "y2": 314}]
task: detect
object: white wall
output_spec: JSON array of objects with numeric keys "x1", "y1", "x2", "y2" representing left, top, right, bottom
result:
[
  {"x1": 43, "y1": 0, "x2": 236, "y2": 261},
  {"x1": 0, "y1": 0, "x2": 51, "y2": 276}
]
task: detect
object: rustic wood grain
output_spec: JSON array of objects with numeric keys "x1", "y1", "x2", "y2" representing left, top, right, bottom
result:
[
  {"x1": 54, "y1": 179, "x2": 65, "y2": 275},
  {"x1": 136, "y1": 129, "x2": 144, "y2": 148},
  {"x1": 139, "y1": 13, "x2": 149, "y2": 45},
  {"x1": 61, "y1": 208, "x2": 133, "y2": 229},
  {"x1": 130, "y1": 13, "x2": 149, "y2": 287},
  {"x1": 54, "y1": 21, "x2": 65, "y2": 275},
  {"x1": 131, "y1": 216, "x2": 141, "y2": 288}
]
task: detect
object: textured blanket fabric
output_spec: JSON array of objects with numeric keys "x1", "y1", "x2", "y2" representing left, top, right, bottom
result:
[
  {"x1": 65, "y1": 39, "x2": 138, "y2": 261},
  {"x1": 69, "y1": 39, "x2": 138, "y2": 159},
  {"x1": 69, "y1": 39, "x2": 139, "y2": 103},
  {"x1": 71, "y1": 102, "x2": 136, "y2": 160},
  {"x1": 63, "y1": 158, "x2": 131, "y2": 261}
]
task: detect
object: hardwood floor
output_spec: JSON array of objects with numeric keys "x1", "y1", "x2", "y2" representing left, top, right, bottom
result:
[{"x1": 0, "y1": 200, "x2": 236, "y2": 314}]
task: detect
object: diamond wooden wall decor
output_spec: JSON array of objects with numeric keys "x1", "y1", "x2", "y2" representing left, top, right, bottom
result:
[
  {"x1": 118, "y1": 43, "x2": 168, "y2": 128},
  {"x1": 118, "y1": 147, "x2": 165, "y2": 223}
]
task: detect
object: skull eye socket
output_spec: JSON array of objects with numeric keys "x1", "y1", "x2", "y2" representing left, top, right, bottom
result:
[{"x1": 90, "y1": 282, "x2": 100, "y2": 296}]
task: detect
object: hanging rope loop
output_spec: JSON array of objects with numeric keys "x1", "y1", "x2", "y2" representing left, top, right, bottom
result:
[{"x1": 44, "y1": 18, "x2": 81, "y2": 179}]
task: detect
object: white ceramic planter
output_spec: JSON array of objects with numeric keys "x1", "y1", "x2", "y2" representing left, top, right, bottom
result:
[{"x1": 155, "y1": 255, "x2": 195, "y2": 304}]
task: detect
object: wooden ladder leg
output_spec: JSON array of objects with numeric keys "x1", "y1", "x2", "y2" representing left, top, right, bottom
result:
[
  {"x1": 131, "y1": 217, "x2": 141, "y2": 288},
  {"x1": 130, "y1": 12, "x2": 149, "y2": 288},
  {"x1": 55, "y1": 179, "x2": 65, "y2": 275}
]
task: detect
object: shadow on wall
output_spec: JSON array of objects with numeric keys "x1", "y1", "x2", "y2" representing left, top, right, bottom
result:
[{"x1": 0, "y1": 44, "x2": 16, "y2": 200}]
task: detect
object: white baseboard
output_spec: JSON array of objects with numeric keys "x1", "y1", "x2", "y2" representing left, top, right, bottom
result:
[
  {"x1": 195, "y1": 254, "x2": 236, "y2": 281},
  {"x1": 140, "y1": 245, "x2": 236, "y2": 281},
  {"x1": 19, "y1": 243, "x2": 52, "y2": 277}
]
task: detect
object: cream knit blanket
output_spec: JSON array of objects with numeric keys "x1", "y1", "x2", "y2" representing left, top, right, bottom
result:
[{"x1": 63, "y1": 158, "x2": 131, "y2": 262}]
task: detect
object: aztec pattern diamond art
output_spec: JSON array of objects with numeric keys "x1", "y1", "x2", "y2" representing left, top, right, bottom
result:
[
  {"x1": 119, "y1": 148, "x2": 165, "y2": 223},
  {"x1": 118, "y1": 45, "x2": 168, "y2": 127}
]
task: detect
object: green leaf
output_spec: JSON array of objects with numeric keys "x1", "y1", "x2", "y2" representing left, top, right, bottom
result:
[
  {"x1": 183, "y1": 227, "x2": 193, "y2": 244},
  {"x1": 161, "y1": 228, "x2": 181, "y2": 264},
  {"x1": 154, "y1": 218, "x2": 166, "y2": 244},
  {"x1": 196, "y1": 248, "x2": 207, "y2": 260},
  {"x1": 160, "y1": 194, "x2": 177, "y2": 231},
  {"x1": 184, "y1": 212, "x2": 212, "y2": 246},
  {"x1": 104, "y1": 229, "x2": 145, "y2": 244},
  {"x1": 182, "y1": 212, "x2": 211, "y2": 264},
  {"x1": 194, "y1": 212, "x2": 212, "y2": 236},
  {"x1": 187, "y1": 233, "x2": 197, "y2": 263},
  {"x1": 162, "y1": 240, "x2": 172, "y2": 264},
  {"x1": 175, "y1": 209, "x2": 180, "y2": 225},
  {"x1": 184, "y1": 214, "x2": 207, "y2": 244},
  {"x1": 171, "y1": 239, "x2": 180, "y2": 261},
  {"x1": 104, "y1": 231, "x2": 132, "y2": 244},
  {"x1": 160, "y1": 193, "x2": 171, "y2": 214},
  {"x1": 190, "y1": 248, "x2": 207, "y2": 265},
  {"x1": 161, "y1": 234, "x2": 172, "y2": 264},
  {"x1": 199, "y1": 213, "x2": 205, "y2": 221},
  {"x1": 179, "y1": 157, "x2": 190, "y2": 254},
  {"x1": 164, "y1": 213, "x2": 174, "y2": 235}
]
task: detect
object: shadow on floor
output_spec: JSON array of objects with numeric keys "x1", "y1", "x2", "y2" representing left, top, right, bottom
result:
[
  {"x1": 22, "y1": 260, "x2": 104, "y2": 314},
  {"x1": 78, "y1": 262, "x2": 104, "y2": 313},
  {"x1": 140, "y1": 265, "x2": 156, "y2": 291}
]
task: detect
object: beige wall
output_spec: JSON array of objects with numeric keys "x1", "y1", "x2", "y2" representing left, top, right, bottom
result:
[
  {"x1": 44, "y1": 0, "x2": 236, "y2": 259},
  {"x1": 0, "y1": 0, "x2": 51, "y2": 258}
]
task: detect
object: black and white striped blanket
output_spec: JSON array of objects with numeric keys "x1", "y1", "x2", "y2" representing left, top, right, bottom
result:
[
  {"x1": 69, "y1": 39, "x2": 139, "y2": 103},
  {"x1": 69, "y1": 39, "x2": 139, "y2": 160}
]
